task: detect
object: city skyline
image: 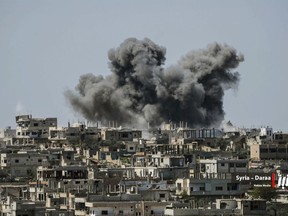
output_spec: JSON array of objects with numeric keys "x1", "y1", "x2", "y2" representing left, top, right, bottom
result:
[{"x1": 1, "y1": 0, "x2": 288, "y2": 131}]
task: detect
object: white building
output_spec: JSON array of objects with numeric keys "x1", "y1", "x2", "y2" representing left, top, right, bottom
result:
[
  {"x1": 260, "y1": 127, "x2": 273, "y2": 141},
  {"x1": 175, "y1": 176, "x2": 248, "y2": 197},
  {"x1": 48, "y1": 127, "x2": 66, "y2": 141},
  {"x1": 196, "y1": 158, "x2": 248, "y2": 175}
]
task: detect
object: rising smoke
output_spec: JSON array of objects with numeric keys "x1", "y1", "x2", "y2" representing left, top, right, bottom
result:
[{"x1": 65, "y1": 38, "x2": 244, "y2": 128}]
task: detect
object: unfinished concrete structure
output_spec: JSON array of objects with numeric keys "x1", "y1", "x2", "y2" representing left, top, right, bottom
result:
[{"x1": 16, "y1": 115, "x2": 57, "y2": 139}]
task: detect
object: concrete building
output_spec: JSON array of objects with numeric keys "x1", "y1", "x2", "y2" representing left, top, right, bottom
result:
[
  {"x1": 0, "y1": 127, "x2": 16, "y2": 146},
  {"x1": 0, "y1": 150, "x2": 48, "y2": 178},
  {"x1": 37, "y1": 165, "x2": 88, "y2": 181},
  {"x1": 29, "y1": 181, "x2": 48, "y2": 202},
  {"x1": 85, "y1": 195, "x2": 169, "y2": 216},
  {"x1": 16, "y1": 115, "x2": 57, "y2": 139},
  {"x1": 0, "y1": 196, "x2": 46, "y2": 216},
  {"x1": 182, "y1": 158, "x2": 251, "y2": 197},
  {"x1": 273, "y1": 131, "x2": 288, "y2": 144},
  {"x1": 175, "y1": 175, "x2": 248, "y2": 197},
  {"x1": 101, "y1": 128, "x2": 142, "y2": 142},
  {"x1": 48, "y1": 127, "x2": 66, "y2": 142},
  {"x1": 195, "y1": 158, "x2": 249, "y2": 175},
  {"x1": 260, "y1": 127, "x2": 273, "y2": 141},
  {"x1": 0, "y1": 127, "x2": 16, "y2": 139},
  {"x1": 146, "y1": 154, "x2": 185, "y2": 168},
  {"x1": 176, "y1": 128, "x2": 223, "y2": 140},
  {"x1": 164, "y1": 199, "x2": 269, "y2": 216},
  {"x1": 0, "y1": 183, "x2": 28, "y2": 200},
  {"x1": 125, "y1": 139, "x2": 146, "y2": 154},
  {"x1": 65, "y1": 123, "x2": 99, "y2": 145},
  {"x1": 94, "y1": 146, "x2": 120, "y2": 164},
  {"x1": 250, "y1": 143, "x2": 288, "y2": 160}
]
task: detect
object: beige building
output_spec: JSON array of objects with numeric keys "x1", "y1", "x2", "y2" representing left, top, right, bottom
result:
[
  {"x1": 0, "y1": 151, "x2": 48, "y2": 178},
  {"x1": 175, "y1": 175, "x2": 248, "y2": 197},
  {"x1": 101, "y1": 128, "x2": 142, "y2": 142},
  {"x1": 195, "y1": 158, "x2": 249, "y2": 174},
  {"x1": 16, "y1": 115, "x2": 57, "y2": 139},
  {"x1": 48, "y1": 127, "x2": 66, "y2": 141},
  {"x1": 66, "y1": 123, "x2": 99, "y2": 144}
]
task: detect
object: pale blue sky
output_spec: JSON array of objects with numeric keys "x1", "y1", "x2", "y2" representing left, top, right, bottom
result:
[{"x1": 0, "y1": 0, "x2": 287, "y2": 131}]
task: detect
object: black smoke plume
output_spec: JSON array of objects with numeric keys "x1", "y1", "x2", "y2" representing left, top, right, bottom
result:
[{"x1": 65, "y1": 38, "x2": 244, "y2": 128}]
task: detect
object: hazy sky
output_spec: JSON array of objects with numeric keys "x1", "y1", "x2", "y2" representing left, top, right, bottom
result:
[{"x1": 1, "y1": 0, "x2": 287, "y2": 131}]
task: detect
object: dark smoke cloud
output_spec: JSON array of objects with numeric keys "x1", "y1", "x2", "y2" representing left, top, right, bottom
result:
[{"x1": 65, "y1": 38, "x2": 244, "y2": 128}]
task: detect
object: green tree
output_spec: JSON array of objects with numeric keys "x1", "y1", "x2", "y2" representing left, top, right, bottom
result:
[
  {"x1": 249, "y1": 187, "x2": 277, "y2": 201},
  {"x1": 181, "y1": 190, "x2": 189, "y2": 199}
]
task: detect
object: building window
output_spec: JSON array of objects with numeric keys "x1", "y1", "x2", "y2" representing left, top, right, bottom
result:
[
  {"x1": 278, "y1": 148, "x2": 286, "y2": 152},
  {"x1": 236, "y1": 163, "x2": 246, "y2": 168},
  {"x1": 270, "y1": 149, "x2": 277, "y2": 153},
  {"x1": 260, "y1": 148, "x2": 268, "y2": 153},
  {"x1": 221, "y1": 163, "x2": 225, "y2": 166},
  {"x1": 231, "y1": 184, "x2": 238, "y2": 190},
  {"x1": 220, "y1": 202, "x2": 227, "y2": 209},
  {"x1": 101, "y1": 210, "x2": 108, "y2": 215},
  {"x1": 251, "y1": 203, "x2": 259, "y2": 210},
  {"x1": 15, "y1": 159, "x2": 19, "y2": 163},
  {"x1": 199, "y1": 187, "x2": 205, "y2": 191},
  {"x1": 216, "y1": 186, "x2": 223, "y2": 191},
  {"x1": 200, "y1": 164, "x2": 206, "y2": 172},
  {"x1": 38, "y1": 159, "x2": 42, "y2": 163},
  {"x1": 159, "y1": 193, "x2": 165, "y2": 198}
]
